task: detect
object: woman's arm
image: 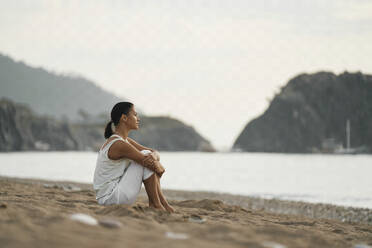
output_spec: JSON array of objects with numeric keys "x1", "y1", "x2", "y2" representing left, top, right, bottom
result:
[
  {"x1": 127, "y1": 137, "x2": 153, "y2": 151},
  {"x1": 108, "y1": 140, "x2": 159, "y2": 171},
  {"x1": 127, "y1": 137, "x2": 160, "y2": 161}
]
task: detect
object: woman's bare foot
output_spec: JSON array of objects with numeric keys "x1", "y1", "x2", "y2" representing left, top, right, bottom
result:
[
  {"x1": 149, "y1": 202, "x2": 166, "y2": 211},
  {"x1": 145, "y1": 173, "x2": 174, "y2": 213},
  {"x1": 155, "y1": 175, "x2": 175, "y2": 213},
  {"x1": 149, "y1": 193, "x2": 174, "y2": 212},
  {"x1": 163, "y1": 203, "x2": 175, "y2": 213},
  {"x1": 144, "y1": 173, "x2": 165, "y2": 211},
  {"x1": 158, "y1": 192, "x2": 175, "y2": 213}
]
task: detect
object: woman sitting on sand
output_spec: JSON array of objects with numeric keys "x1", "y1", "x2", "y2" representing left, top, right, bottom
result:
[{"x1": 93, "y1": 102, "x2": 174, "y2": 212}]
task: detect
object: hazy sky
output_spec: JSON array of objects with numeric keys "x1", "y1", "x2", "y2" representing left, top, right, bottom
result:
[{"x1": 1, "y1": 0, "x2": 372, "y2": 150}]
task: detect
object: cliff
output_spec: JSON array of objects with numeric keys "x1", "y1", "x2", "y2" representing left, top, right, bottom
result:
[
  {"x1": 233, "y1": 71, "x2": 372, "y2": 153},
  {"x1": 0, "y1": 99, "x2": 77, "y2": 151},
  {"x1": 0, "y1": 99, "x2": 214, "y2": 152}
]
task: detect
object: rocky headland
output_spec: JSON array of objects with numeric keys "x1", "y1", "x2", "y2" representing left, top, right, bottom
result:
[
  {"x1": 0, "y1": 99, "x2": 77, "y2": 151},
  {"x1": 0, "y1": 53, "x2": 214, "y2": 152},
  {"x1": 0, "y1": 98, "x2": 214, "y2": 152},
  {"x1": 234, "y1": 71, "x2": 372, "y2": 153}
]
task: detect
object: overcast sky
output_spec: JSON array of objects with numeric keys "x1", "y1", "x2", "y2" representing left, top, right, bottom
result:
[{"x1": 1, "y1": 0, "x2": 372, "y2": 150}]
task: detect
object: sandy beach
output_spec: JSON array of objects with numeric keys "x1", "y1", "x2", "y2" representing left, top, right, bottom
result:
[{"x1": 0, "y1": 176, "x2": 371, "y2": 248}]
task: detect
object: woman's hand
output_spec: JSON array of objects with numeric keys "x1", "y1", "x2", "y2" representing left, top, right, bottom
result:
[
  {"x1": 142, "y1": 154, "x2": 165, "y2": 177},
  {"x1": 150, "y1": 150, "x2": 160, "y2": 161},
  {"x1": 143, "y1": 151, "x2": 159, "y2": 162},
  {"x1": 142, "y1": 155, "x2": 156, "y2": 171}
]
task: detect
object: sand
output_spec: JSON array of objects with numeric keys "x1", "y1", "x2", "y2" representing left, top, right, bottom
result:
[{"x1": 0, "y1": 176, "x2": 371, "y2": 248}]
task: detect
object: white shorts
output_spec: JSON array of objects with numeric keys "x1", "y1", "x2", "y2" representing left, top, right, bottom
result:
[{"x1": 98, "y1": 150, "x2": 154, "y2": 205}]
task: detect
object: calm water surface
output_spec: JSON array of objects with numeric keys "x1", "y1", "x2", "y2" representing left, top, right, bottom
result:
[{"x1": 0, "y1": 152, "x2": 371, "y2": 209}]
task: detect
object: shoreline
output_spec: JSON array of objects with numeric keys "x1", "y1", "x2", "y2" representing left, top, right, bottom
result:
[
  {"x1": 1, "y1": 175, "x2": 371, "y2": 225},
  {"x1": 1, "y1": 175, "x2": 372, "y2": 247}
]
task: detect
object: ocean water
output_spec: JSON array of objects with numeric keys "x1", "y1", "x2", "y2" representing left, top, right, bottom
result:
[{"x1": 0, "y1": 152, "x2": 371, "y2": 209}]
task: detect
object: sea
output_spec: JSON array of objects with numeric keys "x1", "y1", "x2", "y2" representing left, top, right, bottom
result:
[{"x1": 0, "y1": 152, "x2": 371, "y2": 209}]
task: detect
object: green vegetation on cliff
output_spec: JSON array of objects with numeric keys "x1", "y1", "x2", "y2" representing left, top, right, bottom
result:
[{"x1": 233, "y1": 71, "x2": 372, "y2": 153}]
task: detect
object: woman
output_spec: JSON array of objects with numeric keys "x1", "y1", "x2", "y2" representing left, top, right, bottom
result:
[{"x1": 93, "y1": 102, "x2": 175, "y2": 212}]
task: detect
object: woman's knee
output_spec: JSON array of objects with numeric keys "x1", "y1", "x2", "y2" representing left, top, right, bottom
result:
[{"x1": 130, "y1": 150, "x2": 151, "y2": 168}]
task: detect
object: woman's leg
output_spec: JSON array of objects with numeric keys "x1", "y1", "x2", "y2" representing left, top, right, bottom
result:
[
  {"x1": 112, "y1": 150, "x2": 155, "y2": 205},
  {"x1": 143, "y1": 173, "x2": 165, "y2": 211},
  {"x1": 155, "y1": 174, "x2": 175, "y2": 213},
  {"x1": 114, "y1": 162, "x2": 149, "y2": 205},
  {"x1": 140, "y1": 149, "x2": 174, "y2": 212}
]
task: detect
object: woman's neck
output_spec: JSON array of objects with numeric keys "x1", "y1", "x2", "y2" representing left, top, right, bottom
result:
[{"x1": 114, "y1": 125, "x2": 129, "y2": 139}]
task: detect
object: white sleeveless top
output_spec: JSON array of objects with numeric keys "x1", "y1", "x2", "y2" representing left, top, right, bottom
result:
[{"x1": 93, "y1": 134, "x2": 131, "y2": 200}]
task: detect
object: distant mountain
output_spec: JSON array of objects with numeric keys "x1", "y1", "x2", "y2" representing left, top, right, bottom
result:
[
  {"x1": 0, "y1": 53, "x2": 124, "y2": 121},
  {"x1": 233, "y1": 71, "x2": 372, "y2": 153}
]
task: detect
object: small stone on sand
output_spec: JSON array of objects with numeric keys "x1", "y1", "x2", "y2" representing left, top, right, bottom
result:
[
  {"x1": 188, "y1": 215, "x2": 206, "y2": 223},
  {"x1": 43, "y1": 183, "x2": 54, "y2": 188},
  {"x1": 165, "y1": 231, "x2": 189, "y2": 240},
  {"x1": 262, "y1": 241, "x2": 287, "y2": 248},
  {"x1": 69, "y1": 213, "x2": 98, "y2": 226},
  {"x1": 98, "y1": 219, "x2": 122, "y2": 228},
  {"x1": 43, "y1": 183, "x2": 81, "y2": 192},
  {"x1": 0, "y1": 202, "x2": 7, "y2": 209},
  {"x1": 62, "y1": 185, "x2": 81, "y2": 192},
  {"x1": 354, "y1": 244, "x2": 372, "y2": 248}
]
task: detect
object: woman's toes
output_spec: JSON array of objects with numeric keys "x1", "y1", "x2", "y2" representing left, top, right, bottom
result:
[
  {"x1": 150, "y1": 204, "x2": 166, "y2": 211},
  {"x1": 165, "y1": 205, "x2": 175, "y2": 213}
]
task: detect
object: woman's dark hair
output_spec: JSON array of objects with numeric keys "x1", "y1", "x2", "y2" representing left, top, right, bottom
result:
[{"x1": 104, "y1": 102, "x2": 133, "y2": 139}]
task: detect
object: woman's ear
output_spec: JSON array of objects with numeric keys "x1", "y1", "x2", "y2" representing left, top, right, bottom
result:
[{"x1": 121, "y1": 114, "x2": 127, "y2": 122}]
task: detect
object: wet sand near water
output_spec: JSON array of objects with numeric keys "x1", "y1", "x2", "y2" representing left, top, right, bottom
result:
[{"x1": 0, "y1": 176, "x2": 371, "y2": 248}]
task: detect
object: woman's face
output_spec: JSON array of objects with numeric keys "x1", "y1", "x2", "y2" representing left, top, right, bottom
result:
[{"x1": 123, "y1": 106, "x2": 140, "y2": 130}]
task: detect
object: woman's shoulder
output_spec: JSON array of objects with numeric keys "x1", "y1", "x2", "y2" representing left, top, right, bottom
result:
[
  {"x1": 100, "y1": 135, "x2": 128, "y2": 151},
  {"x1": 100, "y1": 137, "x2": 116, "y2": 151},
  {"x1": 104, "y1": 136, "x2": 134, "y2": 161}
]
